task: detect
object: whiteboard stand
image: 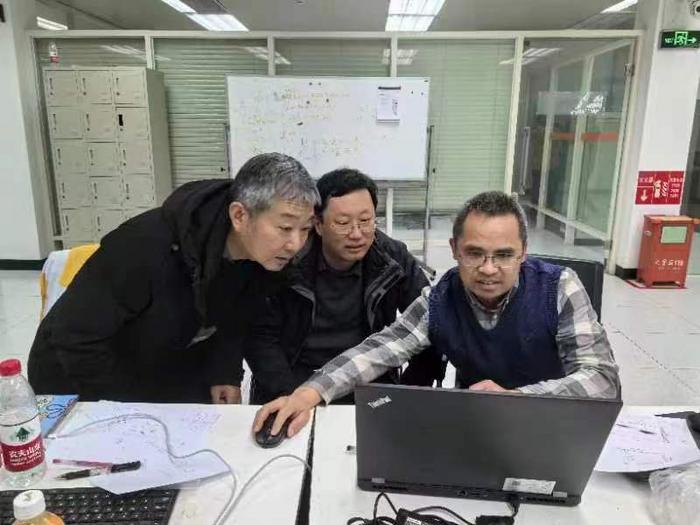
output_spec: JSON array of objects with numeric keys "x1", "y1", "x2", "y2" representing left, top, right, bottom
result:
[{"x1": 385, "y1": 188, "x2": 394, "y2": 237}]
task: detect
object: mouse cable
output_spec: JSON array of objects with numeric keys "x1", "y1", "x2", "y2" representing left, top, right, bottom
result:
[
  {"x1": 49, "y1": 414, "x2": 310, "y2": 525},
  {"x1": 47, "y1": 413, "x2": 240, "y2": 525}
]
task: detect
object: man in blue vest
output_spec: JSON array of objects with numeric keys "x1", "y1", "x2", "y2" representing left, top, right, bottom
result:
[{"x1": 253, "y1": 191, "x2": 620, "y2": 438}]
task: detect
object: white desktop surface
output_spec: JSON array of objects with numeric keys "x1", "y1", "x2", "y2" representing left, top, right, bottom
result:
[
  {"x1": 310, "y1": 405, "x2": 698, "y2": 525},
  {"x1": 1, "y1": 403, "x2": 311, "y2": 525}
]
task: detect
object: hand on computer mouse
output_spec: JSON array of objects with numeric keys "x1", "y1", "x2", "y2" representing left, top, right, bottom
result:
[
  {"x1": 254, "y1": 413, "x2": 292, "y2": 448},
  {"x1": 252, "y1": 387, "x2": 322, "y2": 439}
]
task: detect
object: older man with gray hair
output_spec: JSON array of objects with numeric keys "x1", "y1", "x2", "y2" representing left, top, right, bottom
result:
[
  {"x1": 254, "y1": 190, "x2": 621, "y2": 439},
  {"x1": 29, "y1": 153, "x2": 319, "y2": 403}
]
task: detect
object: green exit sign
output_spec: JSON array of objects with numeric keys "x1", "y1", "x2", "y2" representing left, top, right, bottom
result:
[{"x1": 660, "y1": 30, "x2": 700, "y2": 49}]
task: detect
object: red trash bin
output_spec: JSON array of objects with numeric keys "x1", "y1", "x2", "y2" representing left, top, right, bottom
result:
[{"x1": 637, "y1": 215, "x2": 699, "y2": 287}]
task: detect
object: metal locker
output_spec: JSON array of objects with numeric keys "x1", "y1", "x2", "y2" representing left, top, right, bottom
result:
[
  {"x1": 94, "y1": 209, "x2": 124, "y2": 236},
  {"x1": 90, "y1": 177, "x2": 123, "y2": 208},
  {"x1": 62, "y1": 208, "x2": 94, "y2": 240},
  {"x1": 44, "y1": 70, "x2": 79, "y2": 106},
  {"x1": 78, "y1": 70, "x2": 113, "y2": 104},
  {"x1": 84, "y1": 107, "x2": 117, "y2": 140},
  {"x1": 117, "y1": 107, "x2": 150, "y2": 140},
  {"x1": 53, "y1": 141, "x2": 87, "y2": 174},
  {"x1": 119, "y1": 142, "x2": 152, "y2": 174},
  {"x1": 87, "y1": 143, "x2": 119, "y2": 176},
  {"x1": 112, "y1": 70, "x2": 146, "y2": 105},
  {"x1": 123, "y1": 175, "x2": 155, "y2": 208},
  {"x1": 48, "y1": 108, "x2": 84, "y2": 139},
  {"x1": 56, "y1": 173, "x2": 90, "y2": 208}
]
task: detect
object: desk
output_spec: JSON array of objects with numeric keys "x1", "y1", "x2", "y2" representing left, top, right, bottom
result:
[
  {"x1": 310, "y1": 405, "x2": 698, "y2": 525},
  {"x1": 1, "y1": 403, "x2": 311, "y2": 525}
]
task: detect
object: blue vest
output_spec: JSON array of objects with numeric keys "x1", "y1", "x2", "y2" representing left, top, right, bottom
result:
[{"x1": 428, "y1": 258, "x2": 564, "y2": 389}]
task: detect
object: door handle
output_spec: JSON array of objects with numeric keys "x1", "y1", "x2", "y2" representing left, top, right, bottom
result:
[
  {"x1": 81, "y1": 76, "x2": 87, "y2": 95},
  {"x1": 85, "y1": 112, "x2": 91, "y2": 132},
  {"x1": 93, "y1": 181, "x2": 98, "y2": 200}
]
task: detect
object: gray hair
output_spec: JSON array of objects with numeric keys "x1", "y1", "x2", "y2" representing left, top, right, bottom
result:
[
  {"x1": 229, "y1": 153, "x2": 319, "y2": 215},
  {"x1": 452, "y1": 191, "x2": 528, "y2": 245}
]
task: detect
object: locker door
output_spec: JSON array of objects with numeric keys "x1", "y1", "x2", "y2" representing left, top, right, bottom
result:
[
  {"x1": 53, "y1": 141, "x2": 87, "y2": 174},
  {"x1": 56, "y1": 173, "x2": 90, "y2": 208},
  {"x1": 120, "y1": 142, "x2": 152, "y2": 174},
  {"x1": 78, "y1": 70, "x2": 113, "y2": 104},
  {"x1": 95, "y1": 209, "x2": 124, "y2": 237},
  {"x1": 112, "y1": 70, "x2": 146, "y2": 105},
  {"x1": 117, "y1": 108, "x2": 149, "y2": 140},
  {"x1": 87, "y1": 143, "x2": 119, "y2": 176},
  {"x1": 85, "y1": 107, "x2": 117, "y2": 140},
  {"x1": 62, "y1": 209, "x2": 94, "y2": 240},
  {"x1": 123, "y1": 175, "x2": 155, "y2": 208},
  {"x1": 45, "y1": 71, "x2": 78, "y2": 106},
  {"x1": 90, "y1": 177, "x2": 123, "y2": 208},
  {"x1": 48, "y1": 108, "x2": 83, "y2": 139}
]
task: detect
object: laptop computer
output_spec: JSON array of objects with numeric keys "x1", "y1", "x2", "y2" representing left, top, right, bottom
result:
[{"x1": 354, "y1": 384, "x2": 622, "y2": 506}]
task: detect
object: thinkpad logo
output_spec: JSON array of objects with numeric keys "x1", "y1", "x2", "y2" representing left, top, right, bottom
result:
[{"x1": 368, "y1": 395, "x2": 392, "y2": 409}]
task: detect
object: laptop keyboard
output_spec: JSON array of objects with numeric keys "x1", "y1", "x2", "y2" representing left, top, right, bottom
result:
[{"x1": 0, "y1": 487, "x2": 178, "y2": 525}]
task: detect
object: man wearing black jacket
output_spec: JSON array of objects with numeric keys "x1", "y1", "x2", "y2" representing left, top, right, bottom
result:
[
  {"x1": 28, "y1": 153, "x2": 319, "y2": 404},
  {"x1": 245, "y1": 169, "x2": 442, "y2": 404}
]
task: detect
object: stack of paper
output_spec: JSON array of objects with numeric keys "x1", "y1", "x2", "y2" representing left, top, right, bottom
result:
[
  {"x1": 46, "y1": 402, "x2": 227, "y2": 494},
  {"x1": 595, "y1": 413, "x2": 700, "y2": 472}
]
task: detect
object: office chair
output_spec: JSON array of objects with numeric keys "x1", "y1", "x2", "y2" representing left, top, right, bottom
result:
[{"x1": 531, "y1": 254, "x2": 604, "y2": 322}]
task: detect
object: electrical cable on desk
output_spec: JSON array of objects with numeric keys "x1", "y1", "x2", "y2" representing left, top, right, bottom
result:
[
  {"x1": 347, "y1": 491, "x2": 520, "y2": 525},
  {"x1": 48, "y1": 413, "x2": 310, "y2": 525}
]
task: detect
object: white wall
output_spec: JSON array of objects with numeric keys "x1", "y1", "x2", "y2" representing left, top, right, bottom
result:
[
  {"x1": 612, "y1": 0, "x2": 700, "y2": 271},
  {"x1": 0, "y1": 0, "x2": 50, "y2": 260}
]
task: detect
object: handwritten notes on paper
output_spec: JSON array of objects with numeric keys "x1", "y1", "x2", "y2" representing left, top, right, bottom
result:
[
  {"x1": 46, "y1": 402, "x2": 227, "y2": 494},
  {"x1": 595, "y1": 413, "x2": 700, "y2": 473}
]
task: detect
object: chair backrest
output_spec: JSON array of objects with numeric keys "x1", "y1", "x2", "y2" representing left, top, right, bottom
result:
[
  {"x1": 531, "y1": 255, "x2": 604, "y2": 321},
  {"x1": 40, "y1": 244, "x2": 99, "y2": 319}
]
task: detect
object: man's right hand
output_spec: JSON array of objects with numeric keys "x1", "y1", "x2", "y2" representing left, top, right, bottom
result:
[{"x1": 252, "y1": 386, "x2": 322, "y2": 438}]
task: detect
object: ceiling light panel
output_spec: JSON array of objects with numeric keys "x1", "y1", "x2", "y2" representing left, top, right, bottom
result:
[
  {"x1": 36, "y1": 16, "x2": 68, "y2": 30},
  {"x1": 159, "y1": 0, "x2": 194, "y2": 13},
  {"x1": 187, "y1": 13, "x2": 248, "y2": 31},
  {"x1": 388, "y1": 0, "x2": 445, "y2": 16},
  {"x1": 602, "y1": 0, "x2": 638, "y2": 13}
]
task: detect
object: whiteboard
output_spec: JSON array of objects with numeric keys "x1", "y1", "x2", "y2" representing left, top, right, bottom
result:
[{"x1": 227, "y1": 76, "x2": 430, "y2": 181}]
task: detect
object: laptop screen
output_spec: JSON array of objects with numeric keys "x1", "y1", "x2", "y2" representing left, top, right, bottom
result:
[{"x1": 354, "y1": 384, "x2": 621, "y2": 506}]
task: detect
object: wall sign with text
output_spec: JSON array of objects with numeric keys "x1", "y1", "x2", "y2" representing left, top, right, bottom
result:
[{"x1": 635, "y1": 171, "x2": 684, "y2": 205}]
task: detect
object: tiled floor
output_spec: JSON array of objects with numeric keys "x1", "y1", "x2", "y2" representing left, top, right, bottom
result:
[{"x1": 2, "y1": 253, "x2": 700, "y2": 407}]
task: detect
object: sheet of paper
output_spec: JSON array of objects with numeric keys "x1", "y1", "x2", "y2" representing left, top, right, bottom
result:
[
  {"x1": 45, "y1": 402, "x2": 227, "y2": 494},
  {"x1": 595, "y1": 413, "x2": 700, "y2": 472},
  {"x1": 376, "y1": 87, "x2": 401, "y2": 121}
]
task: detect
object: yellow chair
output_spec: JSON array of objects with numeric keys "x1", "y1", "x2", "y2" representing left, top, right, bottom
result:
[{"x1": 39, "y1": 244, "x2": 99, "y2": 319}]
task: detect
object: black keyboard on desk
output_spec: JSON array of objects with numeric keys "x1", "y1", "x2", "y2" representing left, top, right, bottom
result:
[{"x1": 0, "y1": 487, "x2": 178, "y2": 525}]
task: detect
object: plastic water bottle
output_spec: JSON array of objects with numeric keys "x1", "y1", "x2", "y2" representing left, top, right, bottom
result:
[
  {"x1": 12, "y1": 490, "x2": 64, "y2": 525},
  {"x1": 0, "y1": 359, "x2": 47, "y2": 487}
]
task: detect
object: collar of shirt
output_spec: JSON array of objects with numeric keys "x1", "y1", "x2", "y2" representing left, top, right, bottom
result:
[
  {"x1": 465, "y1": 276, "x2": 520, "y2": 316},
  {"x1": 317, "y1": 252, "x2": 362, "y2": 277}
]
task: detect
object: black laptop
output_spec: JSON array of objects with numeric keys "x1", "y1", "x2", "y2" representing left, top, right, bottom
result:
[{"x1": 354, "y1": 384, "x2": 622, "y2": 506}]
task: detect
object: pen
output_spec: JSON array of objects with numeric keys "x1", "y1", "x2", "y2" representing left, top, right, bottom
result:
[
  {"x1": 57, "y1": 461, "x2": 142, "y2": 480},
  {"x1": 53, "y1": 459, "x2": 114, "y2": 469},
  {"x1": 615, "y1": 423, "x2": 656, "y2": 435}
]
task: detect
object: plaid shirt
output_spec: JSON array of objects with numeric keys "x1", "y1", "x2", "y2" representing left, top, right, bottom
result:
[{"x1": 304, "y1": 267, "x2": 620, "y2": 403}]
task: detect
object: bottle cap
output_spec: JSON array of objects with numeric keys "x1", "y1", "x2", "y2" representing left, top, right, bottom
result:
[
  {"x1": 13, "y1": 490, "x2": 46, "y2": 520},
  {"x1": 0, "y1": 359, "x2": 21, "y2": 377}
]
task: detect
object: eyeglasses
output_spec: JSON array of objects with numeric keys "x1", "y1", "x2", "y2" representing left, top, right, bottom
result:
[
  {"x1": 328, "y1": 218, "x2": 376, "y2": 236},
  {"x1": 460, "y1": 251, "x2": 522, "y2": 269}
]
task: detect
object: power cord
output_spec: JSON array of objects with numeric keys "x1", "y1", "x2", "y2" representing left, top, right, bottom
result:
[
  {"x1": 347, "y1": 492, "x2": 520, "y2": 525},
  {"x1": 47, "y1": 412, "x2": 310, "y2": 525}
]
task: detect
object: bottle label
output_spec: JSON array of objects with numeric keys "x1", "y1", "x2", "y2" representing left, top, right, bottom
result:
[{"x1": 0, "y1": 416, "x2": 45, "y2": 472}]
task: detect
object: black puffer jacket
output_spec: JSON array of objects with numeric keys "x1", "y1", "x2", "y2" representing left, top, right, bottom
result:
[
  {"x1": 28, "y1": 180, "x2": 284, "y2": 402},
  {"x1": 245, "y1": 230, "x2": 444, "y2": 404}
]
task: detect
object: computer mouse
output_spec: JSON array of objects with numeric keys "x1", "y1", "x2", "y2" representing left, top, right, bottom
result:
[
  {"x1": 687, "y1": 412, "x2": 700, "y2": 433},
  {"x1": 254, "y1": 413, "x2": 291, "y2": 448}
]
